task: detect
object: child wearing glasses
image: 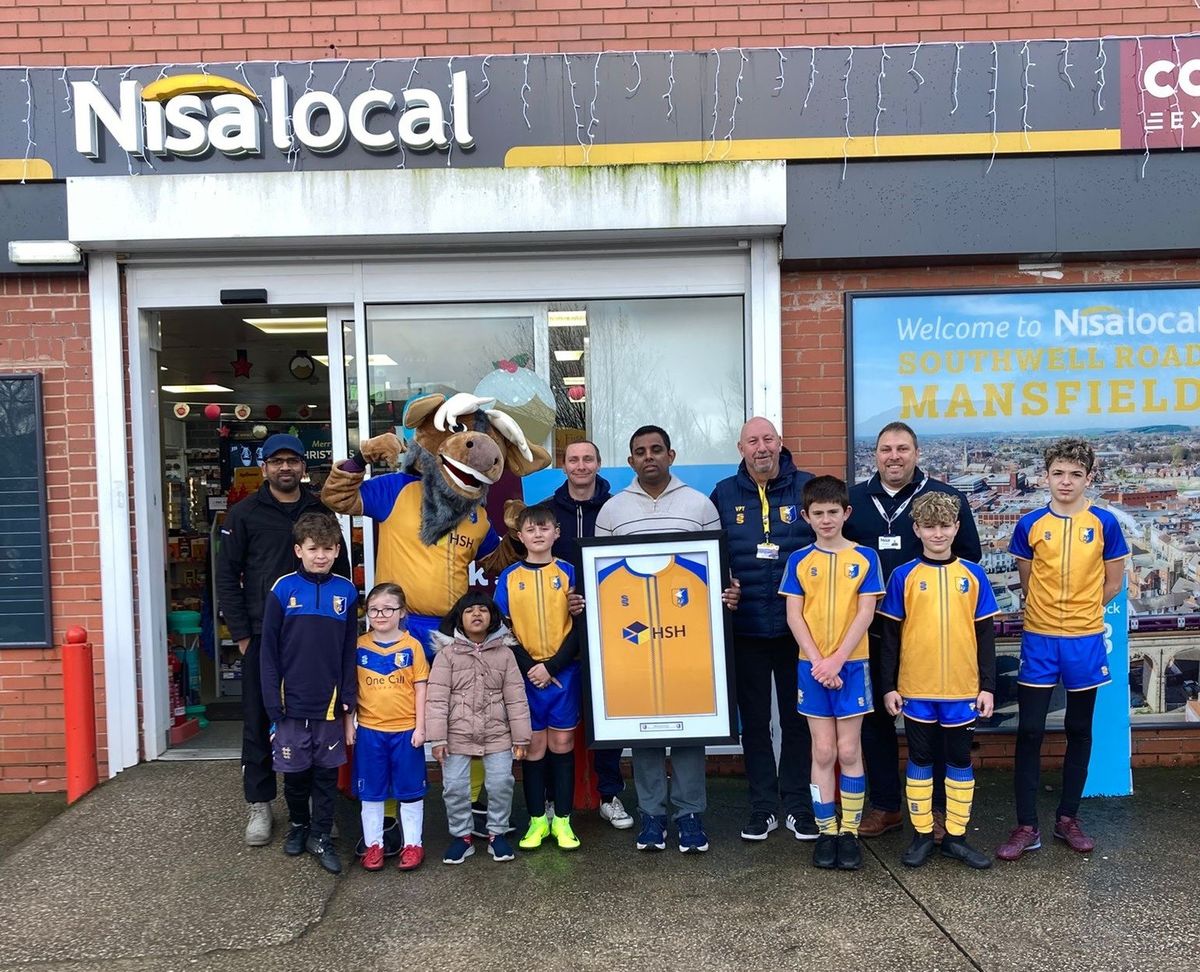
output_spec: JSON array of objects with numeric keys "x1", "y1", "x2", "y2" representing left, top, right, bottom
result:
[{"x1": 344, "y1": 582, "x2": 430, "y2": 872}]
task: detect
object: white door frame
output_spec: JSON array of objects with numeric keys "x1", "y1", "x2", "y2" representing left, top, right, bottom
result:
[{"x1": 104, "y1": 242, "x2": 779, "y2": 765}]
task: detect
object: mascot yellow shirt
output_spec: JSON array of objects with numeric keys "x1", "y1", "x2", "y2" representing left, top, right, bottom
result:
[
  {"x1": 360, "y1": 472, "x2": 499, "y2": 619},
  {"x1": 596, "y1": 555, "x2": 716, "y2": 719}
]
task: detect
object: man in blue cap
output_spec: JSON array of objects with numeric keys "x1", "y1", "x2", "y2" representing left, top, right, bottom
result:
[{"x1": 217, "y1": 433, "x2": 350, "y2": 847}]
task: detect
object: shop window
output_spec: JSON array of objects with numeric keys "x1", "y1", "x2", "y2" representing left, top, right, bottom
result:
[{"x1": 0, "y1": 374, "x2": 52, "y2": 648}]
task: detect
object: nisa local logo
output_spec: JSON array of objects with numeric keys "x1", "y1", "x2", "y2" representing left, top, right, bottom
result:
[
  {"x1": 73, "y1": 71, "x2": 474, "y2": 160},
  {"x1": 1054, "y1": 303, "x2": 1200, "y2": 338},
  {"x1": 622, "y1": 620, "x2": 686, "y2": 644}
]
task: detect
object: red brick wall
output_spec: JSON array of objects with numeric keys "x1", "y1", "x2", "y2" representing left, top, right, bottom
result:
[
  {"x1": 0, "y1": 274, "x2": 106, "y2": 793},
  {"x1": 780, "y1": 258, "x2": 1200, "y2": 477},
  {"x1": 1, "y1": 0, "x2": 1194, "y2": 65}
]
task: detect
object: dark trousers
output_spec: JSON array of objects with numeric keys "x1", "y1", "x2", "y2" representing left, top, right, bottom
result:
[
  {"x1": 593, "y1": 747, "x2": 624, "y2": 800},
  {"x1": 240, "y1": 636, "x2": 277, "y2": 804},
  {"x1": 1014, "y1": 685, "x2": 1098, "y2": 828},
  {"x1": 862, "y1": 633, "x2": 945, "y2": 812},
  {"x1": 735, "y1": 634, "x2": 813, "y2": 822},
  {"x1": 283, "y1": 766, "x2": 338, "y2": 835}
]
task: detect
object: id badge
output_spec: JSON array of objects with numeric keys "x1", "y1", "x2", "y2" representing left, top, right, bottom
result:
[
  {"x1": 756, "y1": 542, "x2": 780, "y2": 560},
  {"x1": 879, "y1": 535, "x2": 902, "y2": 550}
]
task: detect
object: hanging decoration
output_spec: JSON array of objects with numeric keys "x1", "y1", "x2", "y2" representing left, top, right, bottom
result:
[
  {"x1": 172, "y1": 402, "x2": 191, "y2": 419},
  {"x1": 218, "y1": 424, "x2": 231, "y2": 438},
  {"x1": 231, "y1": 349, "x2": 253, "y2": 379},
  {"x1": 567, "y1": 385, "x2": 586, "y2": 402},
  {"x1": 288, "y1": 350, "x2": 316, "y2": 381},
  {"x1": 252, "y1": 424, "x2": 268, "y2": 438},
  {"x1": 264, "y1": 404, "x2": 283, "y2": 420},
  {"x1": 233, "y1": 404, "x2": 252, "y2": 421},
  {"x1": 203, "y1": 403, "x2": 221, "y2": 420},
  {"x1": 297, "y1": 405, "x2": 312, "y2": 418}
]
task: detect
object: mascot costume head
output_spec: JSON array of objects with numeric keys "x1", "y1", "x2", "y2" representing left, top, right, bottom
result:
[{"x1": 322, "y1": 391, "x2": 551, "y2": 652}]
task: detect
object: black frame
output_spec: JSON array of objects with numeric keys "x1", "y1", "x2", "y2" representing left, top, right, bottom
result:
[
  {"x1": 0, "y1": 373, "x2": 52, "y2": 648},
  {"x1": 577, "y1": 530, "x2": 737, "y2": 749}
]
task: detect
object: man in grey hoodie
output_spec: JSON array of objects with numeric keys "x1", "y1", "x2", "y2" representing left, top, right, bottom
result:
[{"x1": 594, "y1": 425, "x2": 738, "y2": 854}]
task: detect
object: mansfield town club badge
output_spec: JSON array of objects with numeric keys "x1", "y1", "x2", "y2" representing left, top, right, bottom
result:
[{"x1": 332, "y1": 596, "x2": 346, "y2": 615}]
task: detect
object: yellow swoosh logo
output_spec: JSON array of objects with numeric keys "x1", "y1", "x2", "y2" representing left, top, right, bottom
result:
[{"x1": 140, "y1": 74, "x2": 258, "y2": 103}]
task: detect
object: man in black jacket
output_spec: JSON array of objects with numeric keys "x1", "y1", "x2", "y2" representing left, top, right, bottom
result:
[
  {"x1": 216, "y1": 433, "x2": 350, "y2": 847},
  {"x1": 540, "y1": 439, "x2": 633, "y2": 830},
  {"x1": 844, "y1": 421, "x2": 982, "y2": 839},
  {"x1": 710, "y1": 417, "x2": 818, "y2": 842}
]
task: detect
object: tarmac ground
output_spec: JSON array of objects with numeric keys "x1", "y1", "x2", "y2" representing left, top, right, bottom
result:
[{"x1": 0, "y1": 759, "x2": 1196, "y2": 972}]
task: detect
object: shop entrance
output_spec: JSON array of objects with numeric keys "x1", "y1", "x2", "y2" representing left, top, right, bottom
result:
[{"x1": 155, "y1": 304, "x2": 343, "y2": 756}]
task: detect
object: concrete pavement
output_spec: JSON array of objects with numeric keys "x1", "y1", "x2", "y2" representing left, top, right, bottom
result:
[{"x1": 0, "y1": 760, "x2": 1196, "y2": 972}]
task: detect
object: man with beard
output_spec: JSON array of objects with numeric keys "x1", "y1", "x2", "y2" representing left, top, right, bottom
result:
[{"x1": 217, "y1": 434, "x2": 350, "y2": 848}]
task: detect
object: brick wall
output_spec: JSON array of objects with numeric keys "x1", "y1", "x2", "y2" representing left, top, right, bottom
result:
[
  {"x1": 779, "y1": 257, "x2": 1200, "y2": 477},
  {"x1": 0, "y1": 274, "x2": 106, "y2": 793},
  {"x1": 1, "y1": 0, "x2": 1195, "y2": 66}
]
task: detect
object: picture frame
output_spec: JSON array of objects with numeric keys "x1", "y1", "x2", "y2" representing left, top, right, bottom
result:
[{"x1": 577, "y1": 530, "x2": 737, "y2": 749}]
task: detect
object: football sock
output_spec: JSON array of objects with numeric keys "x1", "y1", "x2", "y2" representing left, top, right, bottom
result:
[
  {"x1": 522, "y1": 757, "x2": 547, "y2": 819},
  {"x1": 361, "y1": 800, "x2": 385, "y2": 847},
  {"x1": 839, "y1": 774, "x2": 866, "y2": 836},
  {"x1": 399, "y1": 797, "x2": 424, "y2": 847},
  {"x1": 813, "y1": 796, "x2": 838, "y2": 836},
  {"x1": 549, "y1": 748, "x2": 576, "y2": 816}
]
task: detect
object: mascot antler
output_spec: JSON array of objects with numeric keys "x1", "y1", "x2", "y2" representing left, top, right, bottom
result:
[
  {"x1": 433, "y1": 393, "x2": 496, "y2": 432},
  {"x1": 484, "y1": 408, "x2": 534, "y2": 464}
]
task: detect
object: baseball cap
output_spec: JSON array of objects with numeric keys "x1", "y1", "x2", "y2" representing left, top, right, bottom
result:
[{"x1": 261, "y1": 433, "x2": 306, "y2": 461}]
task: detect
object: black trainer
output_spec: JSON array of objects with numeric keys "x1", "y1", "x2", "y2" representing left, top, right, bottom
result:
[
  {"x1": 786, "y1": 813, "x2": 820, "y2": 842},
  {"x1": 306, "y1": 832, "x2": 343, "y2": 875},
  {"x1": 941, "y1": 834, "x2": 992, "y2": 870},
  {"x1": 283, "y1": 823, "x2": 309, "y2": 857},
  {"x1": 812, "y1": 833, "x2": 838, "y2": 869},
  {"x1": 901, "y1": 833, "x2": 936, "y2": 868},
  {"x1": 836, "y1": 832, "x2": 863, "y2": 870},
  {"x1": 740, "y1": 811, "x2": 779, "y2": 841}
]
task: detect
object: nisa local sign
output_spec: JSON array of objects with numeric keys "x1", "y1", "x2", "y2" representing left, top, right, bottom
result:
[{"x1": 73, "y1": 72, "x2": 474, "y2": 159}]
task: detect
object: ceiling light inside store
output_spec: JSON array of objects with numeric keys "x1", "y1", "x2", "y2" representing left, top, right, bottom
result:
[
  {"x1": 312, "y1": 354, "x2": 398, "y2": 367},
  {"x1": 561, "y1": 377, "x2": 586, "y2": 386},
  {"x1": 161, "y1": 384, "x2": 234, "y2": 394},
  {"x1": 554, "y1": 350, "x2": 585, "y2": 362},
  {"x1": 243, "y1": 317, "x2": 328, "y2": 334},
  {"x1": 548, "y1": 311, "x2": 587, "y2": 328}
]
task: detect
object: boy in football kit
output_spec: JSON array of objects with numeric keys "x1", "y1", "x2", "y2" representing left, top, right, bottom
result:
[
  {"x1": 494, "y1": 504, "x2": 583, "y2": 852},
  {"x1": 879, "y1": 492, "x2": 997, "y2": 870},
  {"x1": 997, "y1": 439, "x2": 1128, "y2": 861},
  {"x1": 779, "y1": 476, "x2": 884, "y2": 871}
]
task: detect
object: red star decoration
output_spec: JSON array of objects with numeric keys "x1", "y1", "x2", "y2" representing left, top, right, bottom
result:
[
  {"x1": 218, "y1": 425, "x2": 231, "y2": 438},
  {"x1": 231, "y1": 349, "x2": 253, "y2": 378}
]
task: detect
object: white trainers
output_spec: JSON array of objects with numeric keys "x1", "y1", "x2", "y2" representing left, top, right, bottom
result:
[
  {"x1": 244, "y1": 802, "x2": 273, "y2": 846},
  {"x1": 599, "y1": 796, "x2": 634, "y2": 830}
]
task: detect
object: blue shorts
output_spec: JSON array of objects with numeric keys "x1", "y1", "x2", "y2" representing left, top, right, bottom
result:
[
  {"x1": 902, "y1": 698, "x2": 978, "y2": 728},
  {"x1": 526, "y1": 662, "x2": 581, "y2": 732},
  {"x1": 796, "y1": 659, "x2": 874, "y2": 720},
  {"x1": 271, "y1": 717, "x2": 347, "y2": 772},
  {"x1": 1019, "y1": 631, "x2": 1111, "y2": 691},
  {"x1": 353, "y1": 726, "x2": 428, "y2": 802}
]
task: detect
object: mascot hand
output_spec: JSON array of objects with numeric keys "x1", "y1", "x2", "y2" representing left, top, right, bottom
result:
[
  {"x1": 503, "y1": 498, "x2": 527, "y2": 533},
  {"x1": 360, "y1": 432, "x2": 405, "y2": 465}
]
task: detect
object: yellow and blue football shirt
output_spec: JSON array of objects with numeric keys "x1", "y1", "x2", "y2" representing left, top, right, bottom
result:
[
  {"x1": 878, "y1": 557, "x2": 999, "y2": 700},
  {"x1": 495, "y1": 559, "x2": 575, "y2": 662},
  {"x1": 359, "y1": 472, "x2": 499, "y2": 619},
  {"x1": 355, "y1": 631, "x2": 429, "y2": 732},
  {"x1": 1009, "y1": 503, "x2": 1128, "y2": 637},
  {"x1": 596, "y1": 556, "x2": 716, "y2": 718},
  {"x1": 777, "y1": 544, "x2": 884, "y2": 660}
]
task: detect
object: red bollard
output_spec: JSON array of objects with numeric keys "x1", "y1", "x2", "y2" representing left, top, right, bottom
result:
[
  {"x1": 574, "y1": 730, "x2": 600, "y2": 810},
  {"x1": 62, "y1": 626, "x2": 99, "y2": 804}
]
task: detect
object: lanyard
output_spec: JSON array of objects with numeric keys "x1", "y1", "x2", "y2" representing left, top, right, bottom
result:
[
  {"x1": 757, "y1": 482, "x2": 771, "y2": 542},
  {"x1": 870, "y1": 478, "x2": 927, "y2": 534}
]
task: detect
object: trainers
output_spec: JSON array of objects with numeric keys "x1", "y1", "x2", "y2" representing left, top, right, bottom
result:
[
  {"x1": 740, "y1": 811, "x2": 779, "y2": 842},
  {"x1": 996, "y1": 825, "x2": 1042, "y2": 862},
  {"x1": 786, "y1": 812, "x2": 820, "y2": 842},
  {"x1": 361, "y1": 843, "x2": 384, "y2": 871},
  {"x1": 519, "y1": 815, "x2": 551, "y2": 850},
  {"x1": 488, "y1": 834, "x2": 516, "y2": 861},
  {"x1": 1053, "y1": 815, "x2": 1095, "y2": 854},
  {"x1": 676, "y1": 813, "x2": 709, "y2": 854},
  {"x1": 857, "y1": 808, "x2": 903, "y2": 838},
  {"x1": 305, "y1": 832, "x2": 342, "y2": 875},
  {"x1": 470, "y1": 803, "x2": 489, "y2": 839},
  {"x1": 932, "y1": 810, "x2": 947, "y2": 845},
  {"x1": 357, "y1": 816, "x2": 403, "y2": 859},
  {"x1": 636, "y1": 812, "x2": 667, "y2": 851},
  {"x1": 551, "y1": 814, "x2": 581, "y2": 850},
  {"x1": 836, "y1": 832, "x2": 863, "y2": 870},
  {"x1": 599, "y1": 796, "x2": 635, "y2": 830},
  {"x1": 443, "y1": 835, "x2": 475, "y2": 864},
  {"x1": 812, "y1": 833, "x2": 837, "y2": 869},
  {"x1": 901, "y1": 832, "x2": 937, "y2": 868},
  {"x1": 398, "y1": 845, "x2": 425, "y2": 871},
  {"x1": 941, "y1": 834, "x2": 992, "y2": 869},
  {"x1": 283, "y1": 822, "x2": 309, "y2": 857},
  {"x1": 244, "y1": 802, "x2": 273, "y2": 847}
]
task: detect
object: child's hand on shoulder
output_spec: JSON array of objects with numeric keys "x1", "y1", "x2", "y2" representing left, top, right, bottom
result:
[
  {"x1": 884, "y1": 691, "x2": 903, "y2": 716},
  {"x1": 976, "y1": 691, "x2": 994, "y2": 719}
]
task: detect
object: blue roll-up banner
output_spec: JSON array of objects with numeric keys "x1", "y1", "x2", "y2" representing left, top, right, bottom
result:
[{"x1": 1084, "y1": 581, "x2": 1132, "y2": 798}]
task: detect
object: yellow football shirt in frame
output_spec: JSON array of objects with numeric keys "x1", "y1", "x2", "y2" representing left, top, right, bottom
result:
[{"x1": 596, "y1": 555, "x2": 716, "y2": 718}]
